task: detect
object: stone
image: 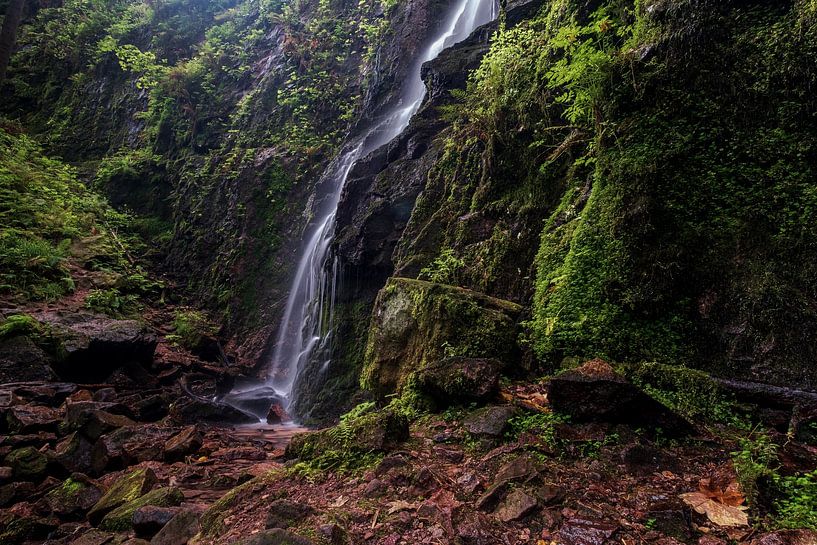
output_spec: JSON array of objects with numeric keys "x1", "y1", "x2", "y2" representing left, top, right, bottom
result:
[
  {"x1": 43, "y1": 476, "x2": 103, "y2": 519},
  {"x1": 416, "y1": 357, "x2": 504, "y2": 407},
  {"x1": 76, "y1": 409, "x2": 137, "y2": 441},
  {"x1": 232, "y1": 528, "x2": 316, "y2": 545},
  {"x1": 364, "y1": 478, "x2": 387, "y2": 497},
  {"x1": 547, "y1": 360, "x2": 694, "y2": 435},
  {"x1": 0, "y1": 514, "x2": 57, "y2": 543},
  {"x1": 63, "y1": 401, "x2": 135, "y2": 433},
  {"x1": 0, "y1": 481, "x2": 36, "y2": 507},
  {"x1": 494, "y1": 488, "x2": 538, "y2": 522},
  {"x1": 53, "y1": 432, "x2": 94, "y2": 474},
  {"x1": 265, "y1": 498, "x2": 316, "y2": 529},
  {"x1": 163, "y1": 426, "x2": 203, "y2": 462},
  {"x1": 150, "y1": 509, "x2": 200, "y2": 545},
  {"x1": 558, "y1": 517, "x2": 619, "y2": 545},
  {"x1": 69, "y1": 529, "x2": 118, "y2": 545},
  {"x1": 87, "y1": 467, "x2": 158, "y2": 525},
  {"x1": 362, "y1": 278, "x2": 522, "y2": 398},
  {"x1": 494, "y1": 456, "x2": 539, "y2": 484},
  {"x1": 463, "y1": 405, "x2": 516, "y2": 437},
  {"x1": 134, "y1": 394, "x2": 170, "y2": 422},
  {"x1": 168, "y1": 397, "x2": 259, "y2": 425},
  {"x1": 0, "y1": 335, "x2": 57, "y2": 383},
  {"x1": 0, "y1": 466, "x2": 12, "y2": 481},
  {"x1": 6, "y1": 405, "x2": 61, "y2": 434},
  {"x1": 4, "y1": 446, "x2": 48, "y2": 480},
  {"x1": 285, "y1": 409, "x2": 408, "y2": 460},
  {"x1": 132, "y1": 505, "x2": 179, "y2": 537},
  {"x1": 92, "y1": 425, "x2": 175, "y2": 474},
  {"x1": 266, "y1": 402, "x2": 288, "y2": 425},
  {"x1": 318, "y1": 523, "x2": 348, "y2": 545},
  {"x1": 47, "y1": 315, "x2": 157, "y2": 382},
  {"x1": 93, "y1": 388, "x2": 118, "y2": 402},
  {"x1": 99, "y1": 487, "x2": 184, "y2": 531},
  {"x1": 749, "y1": 530, "x2": 817, "y2": 545}
]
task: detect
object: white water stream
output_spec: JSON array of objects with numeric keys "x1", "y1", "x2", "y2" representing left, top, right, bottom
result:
[{"x1": 225, "y1": 0, "x2": 497, "y2": 420}]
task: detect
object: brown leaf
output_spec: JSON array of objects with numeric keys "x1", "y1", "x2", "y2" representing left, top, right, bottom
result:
[
  {"x1": 698, "y1": 477, "x2": 745, "y2": 507},
  {"x1": 680, "y1": 492, "x2": 749, "y2": 527}
]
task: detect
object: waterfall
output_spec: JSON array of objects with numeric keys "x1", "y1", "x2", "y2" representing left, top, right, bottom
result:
[{"x1": 223, "y1": 0, "x2": 498, "y2": 421}]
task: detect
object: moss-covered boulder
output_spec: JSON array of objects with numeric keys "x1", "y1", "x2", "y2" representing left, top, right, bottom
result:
[
  {"x1": 285, "y1": 407, "x2": 409, "y2": 468},
  {"x1": 362, "y1": 278, "x2": 522, "y2": 397},
  {"x1": 4, "y1": 446, "x2": 48, "y2": 481},
  {"x1": 98, "y1": 486, "x2": 184, "y2": 531},
  {"x1": 87, "y1": 467, "x2": 157, "y2": 525}
]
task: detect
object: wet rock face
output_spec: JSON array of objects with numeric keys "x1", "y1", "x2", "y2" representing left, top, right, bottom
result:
[{"x1": 362, "y1": 278, "x2": 521, "y2": 398}]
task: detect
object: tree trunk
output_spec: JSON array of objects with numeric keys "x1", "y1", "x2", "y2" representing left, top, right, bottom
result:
[{"x1": 0, "y1": 0, "x2": 26, "y2": 86}]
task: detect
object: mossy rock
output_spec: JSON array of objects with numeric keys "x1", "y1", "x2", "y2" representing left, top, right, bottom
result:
[
  {"x1": 4, "y1": 446, "x2": 48, "y2": 481},
  {"x1": 44, "y1": 476, "x2": 103, "y2": 518},
  {"x1": 87, "y1": 467, "x2": 157, "y2": 525},
  {"x1": 362, "y1": 278, "x2": 522, "y2": 398},
  {"x1": 199, "y1": 471, "x2": 285, "y2": 538},
  {"x1": 98, "y1": 486, "x2": 184, "y2": 531}
]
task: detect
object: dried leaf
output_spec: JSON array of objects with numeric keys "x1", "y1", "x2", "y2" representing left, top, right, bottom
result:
[
  {"x1": 698, "y1": 478, "x2": 745, "y2": 507},
  {"x1": 386, "y1": 500, "x2": 418, "y2": 514},
  {"x1": 330, "y1": 495, "x2": 349, "y2": 508},
  {"x1": 680, "y1": 492, "x2": 749, "y2": 527}
]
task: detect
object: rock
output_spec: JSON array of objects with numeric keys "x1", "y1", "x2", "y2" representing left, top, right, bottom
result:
[
  {"x1": 124, "y1": 540, "x2": 152, "y2": 545},
  {"x1": 93, "y1": 388, "x2": 118, "y2": 402},
  {"x1": 47, "y1": 315, "x2": 157, "y2": 382},
  {"x1": 87, "y1": 467, "x2": 157, "y2": 525},
  {"x1": 364, "y1": 478, "x2": 387, "y2": 497},
  {"x1": 265, "y1": 498, "x2": 317, "y2": 529},
  {"x1": 69, "y1": 529, "x2": 119, "y2": 545},
  {"x1": 132, "y1": 505, "x2": 179, "y2": 538},
  {"x1": 5, "y1": 446, "x2": 48, "y2": 480},
  {"x1": 463, "y1": 405, "x2": 516, "y2": 437},
  {"x1": 494, "y1": 488, "x2": 538, "y2": 522},
  {"x1": 53, "y1": 432, "x2": 94, "y2": 474},
  {"x1": 43, "y1": 476, "x2": 103, "y2": 519},
  {"x1": 285, "y1": 409, "x2": 408, "y2": 460},
  {"x1": 0, "y1": 514, "x2": 57, "y2": 544},
  {"x1": 168, "y1": 397, "x2": 259, "y2": 425},
  {"x1": 749, "y1": 530, "x2": 817, "y2": 545},
  {"x1": 266, "y1": 402, "x2": 288, "y2": 425},
  {"x1": 621, "y1": 444, "x2": 681, "y2": 476},
  {"x1": 476, "y1": 482, "x2": 508, "y2": 512},
  {"x1": 318, "y1": 523, "x2": 349, "y2": 545},
  {"x1": 150, "y1": 509, "x2": 200, "y2": 545},
  {"x1": 134, "y1": 394, "x2": 171, "y2": 422},
  {"x1": 362, "y1": 278, "x2": 522, "y2": 398},
  {"x1": 548, "y1": 360, "x2": 693, "y2": 435},
  {"x1": 163, "y1": 426, "x2": 203, "y2": 462},
  {"x1": 645, "y1": 506, "x2": 692, "y2": 542},
  {"x1": 558, "y1": 518, "x2": 618, "y2": 545},
  {"x1": 76, "y1": 409, "x2": 137, "y2": 441},
  {"x1": 6, "y1": 405, "x2": 61, "y2": 434},
  {"x1": 0, "y1": 466, "x2": 12, "y2": 481},
  {"x1": 536, "y1": 484, "x2": 564, "y2": 506},
  {"x1": 0, "y1": 335, "x2": 57, "y2": 383},
  {"x1": 99, "y1": 487, "x2": 184, "y2": 531},
  {"x1": 416, "y1": 357, "x2": 504, "y2": 407},
  {"x1": 494, "y1": 456, "x2": 539, "y2": 484},
  {"x1": 63, "y1": 400, "x2": 135, "y2": 434},
  {"x1": 0, "y1": 481, "x2": 36, "y2": 507},
  {"x1": 232, "y1": 528, "x2": 316, "y2": 545},
  {"x1": 92, "y1": 425, "x2": 176, "y2": 474}
]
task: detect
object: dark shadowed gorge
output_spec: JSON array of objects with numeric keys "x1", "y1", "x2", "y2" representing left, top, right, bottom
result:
[{"x1": 1, "y1": 0, "x2": 817, "y2": 543}]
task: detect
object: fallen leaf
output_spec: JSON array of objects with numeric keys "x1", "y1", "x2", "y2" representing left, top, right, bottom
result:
[
  {"x1": 329, "y1": 495, "x2": 349, "y2": 508},
  {"x1": 699, "y1": 478, "x2": 745, "y2": 507},
  {"x1": 680, "y1": 492, "x2": 749, "y2": 527},
  {"x1": 386, "y1": 500, "x2": 418, "y2": 514}
]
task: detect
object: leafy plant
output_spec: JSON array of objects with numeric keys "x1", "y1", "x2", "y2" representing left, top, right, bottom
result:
[{"x1": 84, "y1": 288, "x2": 139, "y2": 317}]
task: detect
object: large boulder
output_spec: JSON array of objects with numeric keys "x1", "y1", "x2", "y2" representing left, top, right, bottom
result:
[
  {"x1": 42, "y1": 476, "x2": 103, "y2": 519},
  {"x1": 4, "y1": 446, "x2": 48, "y2": 481},
  {"x1": 91, "y1": 425, "x2": 176, "y2": 474},
  {"x1": 415, "y1": 357, "x2": 503, "y2": 407},
  {"x1": 53, "y1": 432, "x2": 94, "y2": 474},
  {"x1": 6, "y1": 405, "x2": 61, "y2": 434},
  {"x1": 43, "y1": 313, "x2": 157, "y2": 382},
  {"x1": 362, "y1": 278, "x2": 521, "y2": 397},
  {"x1": 150, "y1": 509, "x2": 200, "y2": 545},
  {"x1": 547, "y1": 360, "x2": 693, "y2": 435}
]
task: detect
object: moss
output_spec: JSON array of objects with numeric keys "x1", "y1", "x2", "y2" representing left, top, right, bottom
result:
[
  {"x1": 199, "y1": 470, "x2": 285, "y2": 537},
  {"x1": 87, "y1": 468, "x2": 156, "y2": 524},
  {"x1": 4, "y1": 447, "x2": 48, "y2": 480},
  {"x1": 98, "y1": 487, "x2": 184, "y2": 531},
  {"x1": 362, "y1": 277, "x2": 522, "y2": 397}
]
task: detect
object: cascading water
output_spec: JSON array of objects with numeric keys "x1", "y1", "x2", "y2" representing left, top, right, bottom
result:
[{"x1": 224, "y1": 0, "x2": 497, "y2": 421}]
